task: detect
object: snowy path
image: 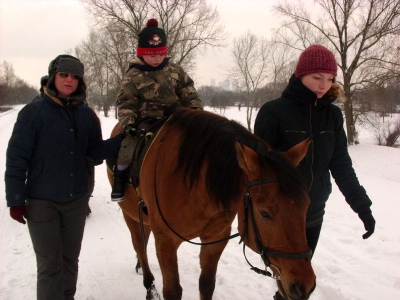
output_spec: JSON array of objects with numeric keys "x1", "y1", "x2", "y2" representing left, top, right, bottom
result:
[{"x1": 0, "y1": 105, "x2": 399, "y2": 300}]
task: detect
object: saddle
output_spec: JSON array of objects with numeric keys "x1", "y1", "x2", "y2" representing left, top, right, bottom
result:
[
  {"x1": 106, "y1": 116, "x2": 169, "y2": 189},
  {"x1": 129, "y1": 116, "x2": 168, "y2": 188}
]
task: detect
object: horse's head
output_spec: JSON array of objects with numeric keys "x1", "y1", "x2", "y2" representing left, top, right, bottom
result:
[{"x1": 235, "y1": 138, "x2": 316, "y2": 300}]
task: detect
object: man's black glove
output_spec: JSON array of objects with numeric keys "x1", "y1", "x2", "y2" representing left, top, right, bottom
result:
[
  {"x1": 124, "y1": 124, "x2": 137, "y2": 137},
  {"x1": 358, "y1": 211, "x2": 375, "y2": 239}
]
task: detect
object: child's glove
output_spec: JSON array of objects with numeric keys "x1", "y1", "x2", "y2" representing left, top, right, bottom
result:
[{"x1": 124, "y1": 124, "x2": 137, "y2": 137}]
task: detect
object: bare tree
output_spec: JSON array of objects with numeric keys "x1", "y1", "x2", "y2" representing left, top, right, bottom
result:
[
  {"x1": 80, "y1": 0, "x2": 225, "y2": 73},
  {"x1": 228, "y1": 32, "x2": 271, "y2": 131},
  {"x1": 0, "y1": 61, "x2": 17, "y2": 87},
  {"x1": 274, "y1": 0, "x2": 400, "y2": 144},
  {"x1": 0, "y1": 61, "x2": 37, "y2": 106},
  {"x1": 374, "y1": 117, "x2": 400, "y2": 147},
  {"x1": 265, "y1": 40, "x2": 297, "y2": 101},
  {"x1": 197, "y1": 85, "x2": 217, "y2": 107},
  {"x1": 75, "y1": 21, "x2": 134, "y2": 116}
]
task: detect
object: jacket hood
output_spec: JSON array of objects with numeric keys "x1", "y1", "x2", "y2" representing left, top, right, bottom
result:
[{"x1": 46, "y1": 76, "x2": 87, "y2": 102}]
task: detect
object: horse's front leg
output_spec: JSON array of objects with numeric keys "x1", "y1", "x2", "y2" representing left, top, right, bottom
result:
[
  {"x1": 154, "y1": 234, "x2": 182, "y2": 300},
  {"x1": 199, "y1": 227, "x2": 231, "y2": 300}
]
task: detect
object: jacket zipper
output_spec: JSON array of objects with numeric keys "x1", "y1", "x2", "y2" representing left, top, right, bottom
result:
[{"x1": 308, "y1": 101, "x2": 316, "y2": 192}]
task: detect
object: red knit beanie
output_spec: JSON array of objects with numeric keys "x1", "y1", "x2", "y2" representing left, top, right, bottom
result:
[
  {"x1": 137, "y1": 19, "x2": 168, "y2": 56},
  {"x1": 295, "y1": 45, "x2": 337, "y2": 77}
]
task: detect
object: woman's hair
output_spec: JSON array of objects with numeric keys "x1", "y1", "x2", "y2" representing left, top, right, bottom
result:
[{"x1": 324, "y1": 82, "x2": 346, "y2": 102}]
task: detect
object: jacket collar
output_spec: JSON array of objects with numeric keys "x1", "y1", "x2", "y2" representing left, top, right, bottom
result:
[
  {"x1": 43, "y1": 91, "x2": 84, "y2": 108},
  {"x1": 127, "y1": 56, "x2": 170, "y2": 72},
  {"x1": 282, "y1": 74, "x2": 335, "y2": 107}
]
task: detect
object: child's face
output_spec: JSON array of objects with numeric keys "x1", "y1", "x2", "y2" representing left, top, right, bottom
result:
[{"x1": 142, "y1": 55, "x2": 166, "y2": 67}]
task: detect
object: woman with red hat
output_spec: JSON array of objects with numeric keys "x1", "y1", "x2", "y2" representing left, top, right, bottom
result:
[{"x1": 254, "y1": 45, "x2": 376, "y2": 300}]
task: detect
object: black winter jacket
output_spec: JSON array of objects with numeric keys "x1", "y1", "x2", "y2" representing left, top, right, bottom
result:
[
  {"x1": 254, "y1": 74, "x2": 372, "y2": 227},
  {"x1": 5, "y1": 93, "x2": 122, "y2": 207}
]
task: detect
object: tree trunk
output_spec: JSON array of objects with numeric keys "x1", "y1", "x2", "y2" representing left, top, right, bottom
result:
[{"x1": 344, "y1": 101, "x2": 354, "y2": 145}]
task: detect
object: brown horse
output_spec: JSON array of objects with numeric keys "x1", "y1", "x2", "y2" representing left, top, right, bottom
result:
[{"x1": 107, "y1": 108, "x2": 316, "y2": 300}]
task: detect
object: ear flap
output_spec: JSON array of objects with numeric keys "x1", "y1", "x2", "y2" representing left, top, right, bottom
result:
[{"x1": 284, "y1": 137, "x2": 311, "y2": 167}]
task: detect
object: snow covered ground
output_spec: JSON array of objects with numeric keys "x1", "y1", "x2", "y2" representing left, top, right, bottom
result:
[{"x1": 1, "y1": 105, "x2": 399, "y2": 300}]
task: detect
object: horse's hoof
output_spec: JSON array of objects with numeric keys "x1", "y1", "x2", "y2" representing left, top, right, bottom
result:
[
  {"x1": 146, "y1": 284, "x2": 161, "y2": 300},
  {"x1": 135, "y1": 260, "x2": 142, "y2": 274},
  {"x1": 136, "y1": 266, "x2": 143, "y2": 275}
]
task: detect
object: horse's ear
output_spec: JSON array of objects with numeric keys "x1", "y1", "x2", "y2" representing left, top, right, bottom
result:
[
  {"x1": 235, "y1": 141, "x2": 258, "y2": 173},
  {"x1": 284, "y1": 137, "x2": 311, "y2": 167}
]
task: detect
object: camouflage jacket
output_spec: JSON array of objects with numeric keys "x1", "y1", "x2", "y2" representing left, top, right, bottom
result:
[{"x1": 117, "y1": 57, "x2": 203, "y2": 128}]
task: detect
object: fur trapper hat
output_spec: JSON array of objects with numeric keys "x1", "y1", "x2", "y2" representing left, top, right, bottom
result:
[{"x1": 46, "y1": 54, "x2": 86, "y2": 101}]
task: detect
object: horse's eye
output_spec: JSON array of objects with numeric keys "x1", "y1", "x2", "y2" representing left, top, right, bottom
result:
[{"x1": 259, "y1": 210, "x2": 272, "y2": 219}]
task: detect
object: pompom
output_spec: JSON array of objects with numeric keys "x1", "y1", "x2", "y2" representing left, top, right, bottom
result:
[{"x1": 146, "y1": 18, "x2": 158, "y2": 27}]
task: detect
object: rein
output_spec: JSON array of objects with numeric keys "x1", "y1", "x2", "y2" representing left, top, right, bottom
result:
[
  {"x1": 154, "y1": 196, "x2": 240, "y2": 246},
  {"x1": 239, "y1": 179, "x2": 313, "y2": 280}
]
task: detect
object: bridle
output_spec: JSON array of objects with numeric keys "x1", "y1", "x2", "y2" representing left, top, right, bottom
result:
[{"x1": 239, "y1": 178, "x2": 313, "y2": 280}]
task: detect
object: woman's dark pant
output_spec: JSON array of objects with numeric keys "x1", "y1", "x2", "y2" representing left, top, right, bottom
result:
[
  {"x1": 306, "y1": 223, "x2": 323, "y2": 257},
  {"x1": 26, "y1": 195, "x2": 89, "y2": 300}
]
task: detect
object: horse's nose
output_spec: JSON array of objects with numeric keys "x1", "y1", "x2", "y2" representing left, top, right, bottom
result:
[{"x1": 289, "y1": 282, "x2": 307, "y2": 300}]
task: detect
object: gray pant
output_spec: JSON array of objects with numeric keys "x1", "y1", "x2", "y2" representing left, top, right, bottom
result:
[
  {"x1": 117, "y1": 120, "x2": 153, "y2": 166},
  {"x1": 117, "y1": 135, "x2": 137, "y2": 166},
  {"x1": 26, "y1": 195, "x2": 89, "y2": 300}
]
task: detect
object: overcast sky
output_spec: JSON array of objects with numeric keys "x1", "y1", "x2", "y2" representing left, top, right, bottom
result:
[{"x1": 1, "y1": 0, "x2": 280, "y2": 89}]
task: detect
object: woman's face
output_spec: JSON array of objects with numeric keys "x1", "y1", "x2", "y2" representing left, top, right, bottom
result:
[
  {"x1": 301, "y1": 73, "x2": 334, "y2": 99},
  {"x1": 142, "y1": 55, "x2": 166, "y2": 67},
  {"x1": 54, "y1": 72, "x2": 79, "y2": 98}
]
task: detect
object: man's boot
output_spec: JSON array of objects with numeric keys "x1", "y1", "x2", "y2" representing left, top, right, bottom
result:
[{"x1": 111, "y1": 168, "x2": 128, "y2": 202}]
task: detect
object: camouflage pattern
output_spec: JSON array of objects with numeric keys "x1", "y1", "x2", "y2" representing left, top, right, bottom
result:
[{"x1": 117, "y1": 57, "x2": 203, "y2": 129}]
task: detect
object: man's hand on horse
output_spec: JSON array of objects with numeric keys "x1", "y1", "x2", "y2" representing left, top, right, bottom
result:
[
  {"x1": 124, "y1": 124, "x2": 137, "y2": 137},
  {"x1": 358, "y1": 211, "x2": 375, "y2": 239}
]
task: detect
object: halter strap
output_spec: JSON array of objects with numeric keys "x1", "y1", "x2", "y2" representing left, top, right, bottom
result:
[{"x1": 240, "y1": 178, "x2": 312, "y2": 280}]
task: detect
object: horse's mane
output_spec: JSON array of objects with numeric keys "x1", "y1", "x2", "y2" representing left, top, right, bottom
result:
[{"x1": 170, "y1": 108, "x2": 306, "y2": 210}]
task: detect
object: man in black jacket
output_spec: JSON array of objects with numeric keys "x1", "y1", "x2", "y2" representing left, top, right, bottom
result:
[{"x1": 5, "y1": 54, "x2": 122, "y2": 300}]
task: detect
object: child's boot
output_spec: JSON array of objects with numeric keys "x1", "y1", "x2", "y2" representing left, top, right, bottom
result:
[{"x1": 111, "y1": 168, "x2": 128, "y2": 202}]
